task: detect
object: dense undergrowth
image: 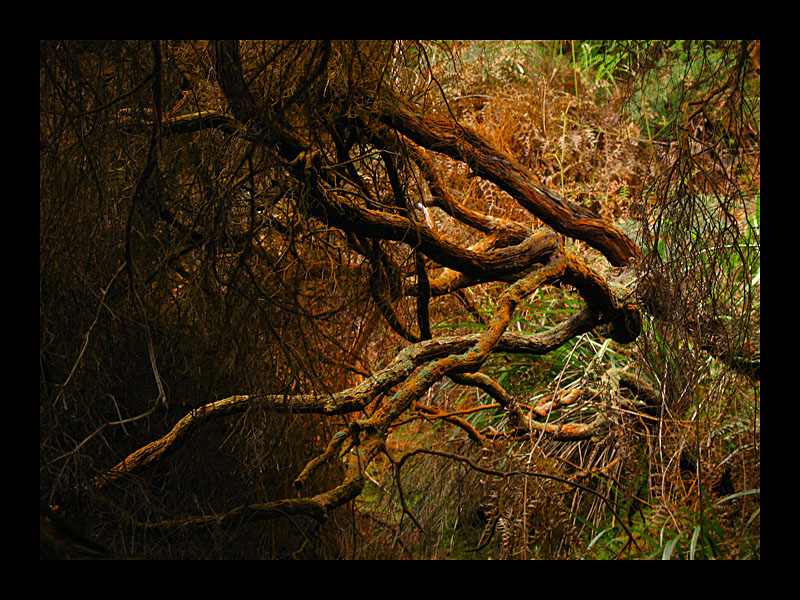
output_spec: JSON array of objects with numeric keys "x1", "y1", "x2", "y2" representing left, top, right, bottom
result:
[
  {"x1": 40, "y1": 40, "x2": 759, "y2": 560},
  {"x1": 354, "y1": 40, "x2": 759, "y2": 560}
]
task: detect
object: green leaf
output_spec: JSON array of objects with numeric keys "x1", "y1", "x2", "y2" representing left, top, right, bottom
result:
[
  {"x1": 714, "y1": 487, "x2": 760, "y2": 506},
  {"x1": 689, "y1": 525, "x2": 701, "y2": 560},
  {"x1": 588, "y1": 527, "x2": 614, "y2": 549},
  {"x1": 662, "y1": 534, "x2": 682, "y2": 560}
]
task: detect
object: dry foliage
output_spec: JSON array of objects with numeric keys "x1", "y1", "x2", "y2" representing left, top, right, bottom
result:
[{"x1": 40, "y1": 40, "x2": 759, "y2": 559}]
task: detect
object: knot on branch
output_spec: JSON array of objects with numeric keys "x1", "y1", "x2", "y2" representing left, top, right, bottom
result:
[{"x1": 604, "y1": 281, "x2": 642, "y2": 344}]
